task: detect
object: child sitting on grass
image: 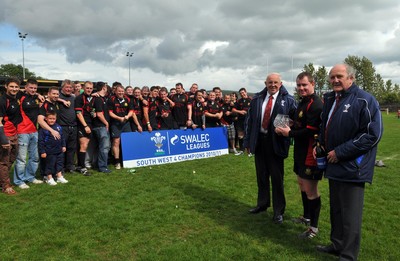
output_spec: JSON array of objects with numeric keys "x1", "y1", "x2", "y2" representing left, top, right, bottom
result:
[{"x1": 38, "y1": 111, "x2": 68, "y2": 185}]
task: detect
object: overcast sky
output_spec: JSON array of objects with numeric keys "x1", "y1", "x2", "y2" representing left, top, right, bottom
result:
[{"x1": 1, "y1": 0, "x2": 400, "y2": 94}]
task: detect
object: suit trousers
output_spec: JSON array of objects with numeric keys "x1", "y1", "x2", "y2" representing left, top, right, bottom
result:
[
  {"x1": 254, "y1": 133, "x2": 285, "y2": 216},
  {"x1": 61, "y1": 125, "x2": 77, "y2": 171},
  {"x1": 329, "y1": 179, "x2": 365, "y2": 261}
]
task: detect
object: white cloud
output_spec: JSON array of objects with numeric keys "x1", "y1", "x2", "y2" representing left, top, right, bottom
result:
[
  {"x1": 1, "y1": 0, "x2": 400, "y2": 93},
  {"x1": 199, "y1": 41, "x2": 229, "y2": 56}
]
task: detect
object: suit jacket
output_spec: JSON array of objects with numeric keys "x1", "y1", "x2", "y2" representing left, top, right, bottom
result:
[{"x1": 243, "y1": 86, "x2": 297, "y2": 157}]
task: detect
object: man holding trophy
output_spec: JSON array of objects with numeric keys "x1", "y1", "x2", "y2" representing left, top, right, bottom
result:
[{"x1": 244, "y1": 73, "x2": 297, "y2": 224}]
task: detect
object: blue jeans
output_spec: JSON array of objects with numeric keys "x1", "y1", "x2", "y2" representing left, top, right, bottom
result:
[
  {"x1": 92, "y1": 127, "x2": 111, "y2": 171},
  {"x1": 13, "y1": 132, "x2": 39, "y2": 185}
]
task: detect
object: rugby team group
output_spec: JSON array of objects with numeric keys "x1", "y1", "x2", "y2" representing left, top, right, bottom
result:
[
  {"x1": 0, "y1": 78, "x2": 251, "y2": 194},
  {"x1": 1, "y1": 64, "x2": 383, "y2": 260}
]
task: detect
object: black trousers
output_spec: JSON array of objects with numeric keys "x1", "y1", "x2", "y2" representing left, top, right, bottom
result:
[
  {"x1": 61, "y1": 125, "x2": 77, "y2": 171},
  {"x1": 329, "y1": 179, "x2": 365, "y2": 261},
  {"x1": 44, "y1": 152, "x2": 64, "y2": 176},
  {"x1": 254, "y1": 134, "x2": 285, "y2": 216}
]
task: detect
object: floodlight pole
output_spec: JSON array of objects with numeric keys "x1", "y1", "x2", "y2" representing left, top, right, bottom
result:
[
  {"x1": 126, "y1": 52, "x2": 134, "y2": 86},
  {"x1": 18, "y1": 32, "x2": 28, "y2": 79}
]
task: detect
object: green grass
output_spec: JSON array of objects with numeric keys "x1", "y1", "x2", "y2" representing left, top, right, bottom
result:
[{"x1": 1, "y1": 113, "x2": 399, "y2": 260}]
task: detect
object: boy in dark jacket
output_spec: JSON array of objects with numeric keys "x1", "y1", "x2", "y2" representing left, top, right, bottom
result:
[{"x1": 38, "y1": 112, "x2": 68, "y2": 185}]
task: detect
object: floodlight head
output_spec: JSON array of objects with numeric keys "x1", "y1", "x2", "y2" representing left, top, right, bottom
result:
[{"x1": 18, "y1": 32, "x2": 27, "y2": 39}]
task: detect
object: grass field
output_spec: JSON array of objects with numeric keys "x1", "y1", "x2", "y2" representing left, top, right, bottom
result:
[{"x1": 1, "y1": 113, "x2": 399, "y2": 260}]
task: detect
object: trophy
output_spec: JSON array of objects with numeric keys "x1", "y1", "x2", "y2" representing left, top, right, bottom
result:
[{"x1": 273, "y1": 114, "x2": 293, "y2": 128}]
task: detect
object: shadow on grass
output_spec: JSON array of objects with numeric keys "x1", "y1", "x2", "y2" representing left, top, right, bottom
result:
[{"x1": 176, "y1": 182, "x2": 318, "y2": 257}]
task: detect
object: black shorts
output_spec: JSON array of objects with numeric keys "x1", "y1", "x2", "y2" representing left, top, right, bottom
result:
[
  {"x1": 206, "y1": 123, "x2": 221, "y2": 128},
  {"x1": 110, "y1": 121, "x2": 131, "y2": 138},
  {"x1": 129, "y1": 121, "x2": 147, "y2": 132},
  {"x1": 294, "y1": 162, "x2": 323, "y2": 180},
  {"x1": 235, "y1": 119, "x2": 245, "y2": 132},
  {"x1": 78, "y1": 125, "x2": 92, "y2": 138}
]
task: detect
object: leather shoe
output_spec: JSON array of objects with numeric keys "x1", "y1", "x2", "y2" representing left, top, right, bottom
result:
[
  {"x1": 273, "y1": 214, "x2": 283, "y2": 224},
  {"x1": 316, "y1": 245, "x2": 340, "y2": 256},
  {"x1": 248, "y1": 206, "x2": 267, "y2": 214}
]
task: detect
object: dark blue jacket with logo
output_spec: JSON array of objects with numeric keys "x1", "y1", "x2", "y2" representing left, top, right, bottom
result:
[
  {"x1": 243, "y1": 86, "x2": 297, "y2": 158},
  {"x1": 38, "y1": 123, "x2": 66, "y2": 155},
  {"x1": 320, "y1": 83, "x2": 383, "y2": 183}
]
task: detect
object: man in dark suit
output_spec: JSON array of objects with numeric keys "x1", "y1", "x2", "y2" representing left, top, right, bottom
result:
[{"x1": 244, "y1": 73, "x2": 297, "y2": 224}]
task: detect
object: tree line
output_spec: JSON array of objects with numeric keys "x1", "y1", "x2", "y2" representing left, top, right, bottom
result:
[
  {"x1": 0, "y1": 63, "x2": 45, "y2": 80},
  {"x1": 302, "y1": 55, "x2": 400, "y2": 105}
]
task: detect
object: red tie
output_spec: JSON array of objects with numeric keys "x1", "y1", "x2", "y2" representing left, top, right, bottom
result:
[{"x1": 262, "y1": 95, "x2": 274, "y2": 129}]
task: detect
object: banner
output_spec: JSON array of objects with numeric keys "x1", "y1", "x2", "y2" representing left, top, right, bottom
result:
[{"x1": 121, "y1": 127, "x2": 229, "y2": 168}]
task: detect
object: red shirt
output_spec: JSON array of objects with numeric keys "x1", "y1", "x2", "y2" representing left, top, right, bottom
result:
[
  {"x1": 0, "y1": 93, "x2": 23, "y2": 136},
  {"x1": 18, "y1": 94, "x2": 40, "y2": 134}
]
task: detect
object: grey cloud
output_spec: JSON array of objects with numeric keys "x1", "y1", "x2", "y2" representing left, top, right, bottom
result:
[
  {"x1": 156, "y1": 31, "x2": 198, "y2": 60},
  {"x1": 1, "y1": 0, "x2": 400, "y2": 84}
]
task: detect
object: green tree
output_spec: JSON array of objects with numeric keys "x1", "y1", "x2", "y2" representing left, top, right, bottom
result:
[
  {"x1": 381, "y1": 92, "x2": 399, "y2": 104},
  {"x1": 385, "y1": 79, "x2": 393, "y2": 92},
  {"x1": 0, "y1": 63, "x2": 37, "y2": 79},
  {"x1": 303, "y1": 63, "x2": 316, "y2": 75},
  {"x1": 393, "y1": 83, "x2": 400, "y2": 104},
  {"x1": 343, "y1": 55, "x2": 400, "y2": 104},
  {"x1": 315, "y1": 66, "x2": 328, "y2": 96},
  {"x1": 393, "y1": 83, "x2": 400, "y2": 95},
  {"x1": 386, "y1": 81, "x2": 400, "y2": 104},
  {"x1": 304, "y1": 55, "x2": 400, "y2": 104},
  {"x1": 374, "y1": 74, "x2": 385, "y2": 101},
  {"x1": 302, "y1": 63, "x2": 328, "y2": 96},
  {"x1": 344, "y1": 56, "x2": 377, "y2": 94}
]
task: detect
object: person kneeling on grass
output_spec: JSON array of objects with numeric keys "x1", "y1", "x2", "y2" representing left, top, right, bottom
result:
[{"x1": 38, "y1": 111, "x2": 68, "y2": 185}]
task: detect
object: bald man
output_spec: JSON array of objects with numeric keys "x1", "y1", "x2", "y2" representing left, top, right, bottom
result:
[
  {"x1": 315, "y1": 64, "x2": 382, "y2": 260},
  {"x1": 244, "y1": 73, "x2": 297, "y2": 224}
]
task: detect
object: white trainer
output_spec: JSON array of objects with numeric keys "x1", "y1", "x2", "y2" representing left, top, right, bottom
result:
[
  {"x1": 47, "y1": 178, "x2": 57, "y2": 186},
  {"x1": 234, "y1": 150, "x2": 244, "y2": 156},
  {"x1": 57, "y1": 177, "x2": 69, "y2": 184},
  {"x1": 115, "y1": 163, "x2": 121, "y2": 170},
  {"x1": 31, "y1": 179, "x2": 44, "y2": 184},
  {"x1": 19, "y1": 183, "x2": 30, "y2": 189}
]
